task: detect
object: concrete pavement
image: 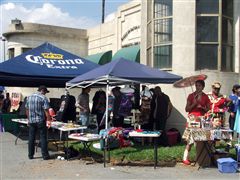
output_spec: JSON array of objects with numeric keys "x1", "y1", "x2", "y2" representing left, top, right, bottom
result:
[{"x1": 0, "y1": 132, "x2": 239, "y2": 180}]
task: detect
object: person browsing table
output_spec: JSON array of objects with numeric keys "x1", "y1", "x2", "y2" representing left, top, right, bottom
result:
[
  {"x1": 25, "y1": 85, "x2": 51, "y2": 160},
  {"x1": 76, "y1": 87, "x2": 91, "y2": 126},
  {"x1": 182, "y1": 80, "x2": 210, "y2": 165}
]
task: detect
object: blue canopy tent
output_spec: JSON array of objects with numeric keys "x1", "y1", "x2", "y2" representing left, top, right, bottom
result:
[
  {"x1": 66, "y1": 57, "x2": 182, "y2": 88},
  {"x1": 0, "y1": 86, "x2": 5, "y2": 92},
  {"x1": 66, "y1": 57, "x2": 182, "y2": 129},
  {"x1": 66, "y1": 58, "x2": 182, "y2": 166},
  {"x1": 0, "y1": 42, "x2": 99, "y2": 87}
]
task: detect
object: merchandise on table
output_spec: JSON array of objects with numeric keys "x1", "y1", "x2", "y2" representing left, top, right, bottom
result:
[
  {"x1": 70, "y1": 133, "x2": 100, "y2": 138},
  {"x1": 186, "y1": 112, "x2": 230, "y2": 129},
  {"x1": 50, "y1": 121, "x2": 83, "y2": 129},
  {"x1": 129, "y1": 130, "x2": 161, "y2": 137},
  {"x1": 50, "y1": 121, "x2": 65, "y2": 128},
  {"x1": 182, "y1": 128, "x2": 232, "y2": 144},
  {"x1": 186, "y1": 114, "x2": 201, "y2": 128}
]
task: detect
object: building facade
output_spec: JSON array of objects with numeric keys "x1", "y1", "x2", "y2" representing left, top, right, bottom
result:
[{"x1": 2, "y1": 0, "x2": 240, "y2": 132}]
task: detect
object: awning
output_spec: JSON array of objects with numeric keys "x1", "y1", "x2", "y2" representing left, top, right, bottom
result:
[
  {"x1": 112, "y1": 45, "x2": 140, "y2": 63},
  {"x1": 85, "y1": 51, "x2": 112, "y2": 65}
]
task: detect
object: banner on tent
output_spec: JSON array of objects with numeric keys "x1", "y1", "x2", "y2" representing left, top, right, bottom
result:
[
  {"x1": 25, "y1": 53, "x2": 85, "y2": 69},
  {"x1": 11, "y1": 92, "x2": 22, "y2": 112}
]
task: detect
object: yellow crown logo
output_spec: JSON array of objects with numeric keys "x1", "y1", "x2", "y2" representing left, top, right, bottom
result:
[{"x1": 41, "y1": 53, "x2": 63, "y2": 59}]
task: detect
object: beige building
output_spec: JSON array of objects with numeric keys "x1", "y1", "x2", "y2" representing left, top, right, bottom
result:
[{"x1": 2, "y1": 0, "x2": 240, "y2": 132}]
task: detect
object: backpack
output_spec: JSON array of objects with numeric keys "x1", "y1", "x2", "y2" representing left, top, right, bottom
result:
[{"x1": 167, "y1": 128, "x2": 181, "y2": 143}]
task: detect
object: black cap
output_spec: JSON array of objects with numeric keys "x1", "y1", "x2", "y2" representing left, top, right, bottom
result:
[
  {"x1": 233, "y1": 84, "x2": 240, "y2": 90},
  {"x1": 38, "y1": 85, "x2": 49, "y2": 93}
]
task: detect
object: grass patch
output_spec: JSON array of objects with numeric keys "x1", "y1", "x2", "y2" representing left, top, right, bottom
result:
[
  {"x1": 69, "y1": 140, "x2": 238, "y2": 163},
  {"x1": 70, "y1": 141, "x2": 195, "y2": 162}
]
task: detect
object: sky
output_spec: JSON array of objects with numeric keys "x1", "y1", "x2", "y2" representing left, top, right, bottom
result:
[{"x1": 0, "y1": 0, "x2": 130, "y2": 61}]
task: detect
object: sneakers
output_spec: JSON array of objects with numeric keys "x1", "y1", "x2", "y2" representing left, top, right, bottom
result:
[
  {"x1": 182, "y1": 159, "x2": 191, "y2": 165},
  {"x1": 28, "y1": 156, "x2": 33, "y2": 160},
  {"x1": 43, "y1": 156, "x2": 50, "y2": 160}
]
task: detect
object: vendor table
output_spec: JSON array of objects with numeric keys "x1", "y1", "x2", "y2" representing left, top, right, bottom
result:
[
  {"x1": 11, "y1": 118, "x2": 28, "y2": 145},
  {"x1": 68, "y1": 133, "x2": 101, "y2": 159},
  {"x1": 183, "y1": 128, "x2": 232, "y2": 168},
  {"x1": 2, "y1": 114, "x2": 19, "y2": 133},
  {"x1": 50, "y1": 121, "x2": 87, "y2": 141},
  {"x1": 128, "y1": 131, "x2": 161, "y2": 169},
  {"x1": 11, "y1": 119, "x2": 87, "y2": 159},
  {"x1": 47, "y1": 121, "x2": 87, "y2": 160}
]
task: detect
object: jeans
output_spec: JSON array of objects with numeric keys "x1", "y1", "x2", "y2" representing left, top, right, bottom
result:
[
  {"x1": 0, "y1": 113, "x2": 3, "y2": 132},
  {"x1": 28, "y1": 121, "x2": 49, "y2": 158},
  {"x1": 79, "y1": 114, "x2": 89, "y2": 126}
]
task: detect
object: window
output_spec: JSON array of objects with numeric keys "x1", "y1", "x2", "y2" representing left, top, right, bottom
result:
[
  {"x1": 154, "y1": 0, "x2": 172, "y2": 18},
  {"x1": 196, "y1": 0, "x2": 219, "y2": 14},
  {"x1": 196, "y1": 0, "x2": 233, "y2": 71},
  {"x1": 222, "y1": 17, "x2": 233, "y2": 45},
  {"x1": 22, "y1": 48, "x2": 32, "y2": 53},
  {"x1": 8, "y1": 48, "x2": 14, "y2": 59},
  {"x1": 222, "y1": 0, "x2": 233, "y2": 17},
  {"x1": 154, "y1": 19, "x2": 172, "y2": 44},
  {"x1": 196, "y1": 45, "x2": 218, "y2": 70},
  {"x1": 154, "y1": 45, "x2": 172, "y2": 69},
  {"x1": 153, "y1": 0, "x2": 172, "y2": 69},
  {"x1": 197, "y1": 17, "x2": 218, "y2": 42}
]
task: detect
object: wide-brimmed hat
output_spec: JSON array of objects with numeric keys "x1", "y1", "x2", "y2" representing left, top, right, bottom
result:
[
  {"x1": 38, "y1": 85, "x2": 50, "y2": 93},
  {"x1": 212, "y1": 82, "x2": 221, "y2": 89}
]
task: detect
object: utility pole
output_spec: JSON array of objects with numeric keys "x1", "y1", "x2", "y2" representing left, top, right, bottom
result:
[
  {"x1": 102, "y1": 0, "x2": 105, "y2": 23},
  {"x1": 1, "y1": 36, "x2": 6, "y2": 61}
]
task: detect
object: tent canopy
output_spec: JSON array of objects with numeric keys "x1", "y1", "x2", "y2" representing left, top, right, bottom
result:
[
  {"x1": 66, "y1": 57, "x2": 182, "y2": 88},
  {"x1": 0, "y1": 42, "x2": 99, "y2": 87},
  {"x1": 66, "y1": 57, "x2": 182, "y2": 131}
]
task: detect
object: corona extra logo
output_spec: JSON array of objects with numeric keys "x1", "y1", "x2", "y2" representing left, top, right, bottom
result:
[
  {"x1": 25, "y1": 54, "x2": 85, "y2": 69},
  {"x1": 41, "y1": 53, "x2": 63, "y2": 59}
]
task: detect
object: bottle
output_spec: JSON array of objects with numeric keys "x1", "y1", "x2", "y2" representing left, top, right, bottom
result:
[{"x1": 49, "y1": 108, "x2": 56, "y2": 117}]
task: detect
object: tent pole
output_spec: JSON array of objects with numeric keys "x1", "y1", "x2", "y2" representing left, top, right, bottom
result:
[
  {"x1": 103, "y1": 80, "x2": 109, "y2": 167},
  {"x1": 105, "y1": 80, "x2": 109, "y2": 130}
]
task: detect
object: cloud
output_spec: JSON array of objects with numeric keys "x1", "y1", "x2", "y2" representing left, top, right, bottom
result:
[
  {"x1": 105, "y1": 12, "x2": 115, "y2": 23},
  {"x1": 0, "y1": 2, "x2": 98, "y2": 61},
  {"x1": 0, "y1": 2, "x2": 98, "y2": 34}
]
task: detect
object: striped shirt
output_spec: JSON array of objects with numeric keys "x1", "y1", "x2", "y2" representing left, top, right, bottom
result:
[{"x1": 25, "y1": 92, "x2": 50, "y2": 123}]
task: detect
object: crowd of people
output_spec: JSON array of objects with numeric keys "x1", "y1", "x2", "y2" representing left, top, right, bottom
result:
[
  {"x1": 182, "y1": 81, "x2": 240, "y2": 165},
  {"x1": 73, "y1": 85, "x2": 173, "y2": 134},
  {"x1": 0, "y1": 81, "x2": 239, "y2": 161}
]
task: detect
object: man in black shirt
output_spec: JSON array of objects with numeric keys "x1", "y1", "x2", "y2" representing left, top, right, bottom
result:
[
  {"x1": 2, "y1": 93, "x2": 11, "y2": 113},
  {"x1": 150, "y1": 86, "x2": 172, "y2": 131}
]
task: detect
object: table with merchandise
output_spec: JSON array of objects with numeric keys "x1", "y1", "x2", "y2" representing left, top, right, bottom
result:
[
  {"x1": 129, "y1": 130, "x2": 161, "y2": 169},
  {"x1": 68, "y1": 133, "x2": 101, "y2": 158},
  {"x1": 183, "y1": 127, "x2": 232, "y2": 168},
  {"x1": 12, "y1": 119, "x2": 87, "y2": 159}
]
